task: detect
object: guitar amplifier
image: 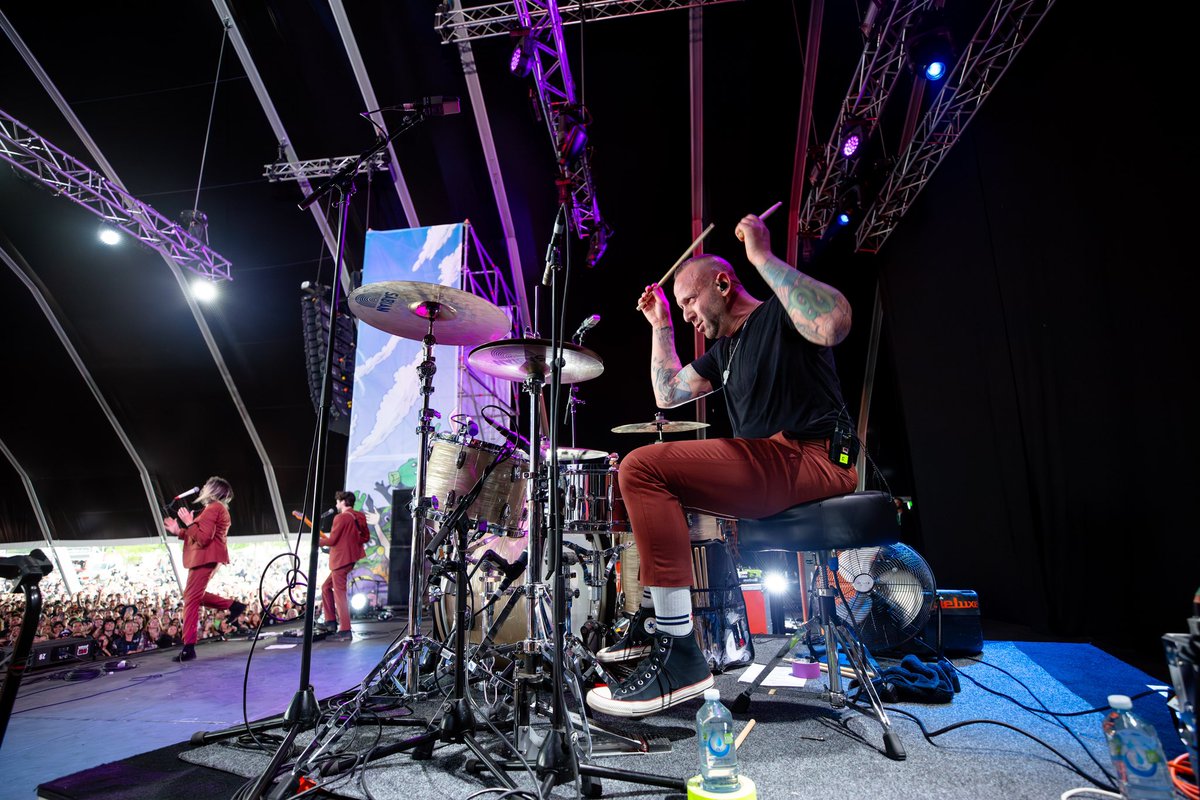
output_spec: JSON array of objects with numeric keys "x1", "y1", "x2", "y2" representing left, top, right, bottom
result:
[{"x1": 922, "y1": 589, "x2": 983, "y2": 656}]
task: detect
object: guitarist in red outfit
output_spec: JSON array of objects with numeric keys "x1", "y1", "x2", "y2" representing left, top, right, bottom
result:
[{"x1": 318, "y1": 491, "x2": 368, "y2": 641}]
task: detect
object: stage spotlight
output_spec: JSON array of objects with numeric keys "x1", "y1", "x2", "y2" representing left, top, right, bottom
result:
[
  {"x1": 837, "y1": 212, "x2": 852, "y2": 226},
  {"x1": 191, "y1": 280, "x2": 218, "y2": 302},
  {"x1": 763, "y1": 571, "x2": 788, "y2": 595},
  {"x1": 350, "y1": 593, "x2": 368, "y2": 612},
  {"x1": 557, "y1": 104, "x2": 590, "y2": 166},
  {"x1": 509, "y1": 32, "x2": 534, "y2": 78},
  {"x1": 907, "y1": 11, "x2": 955, "y2": 83},
  {"x1": 840, "y1": 120, "x2": 866, "y2": 159},
  {"x1": 98, "y1": 223, "x2": 122, "y2": 246}
]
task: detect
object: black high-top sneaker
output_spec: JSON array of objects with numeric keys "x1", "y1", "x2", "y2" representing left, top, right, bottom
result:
[
  {"x1": 586, "y1": 631, "x2": 714, "y2": 718},
  {"x1": 595, "y1": 607, "x2": 656, "y2": 664},
  {"x1": 172, "y1": 644, "x2": 196, "y2": 663}
]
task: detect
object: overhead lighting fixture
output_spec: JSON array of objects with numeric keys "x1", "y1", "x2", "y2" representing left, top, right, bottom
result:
[
  {"x1": 840, "y1": 119, "x2": 867, "y2": 159},
  {"x1": 509, "y1": 31, "x2": 534, "y2": 78},
  {"x1": 98, "y1": 223, "x2": 122, "y2": 246},
  {"x1": 557, "y1": 104, "x2": 590, "y2": 167},
  {"x1": 191, "y1": 280, "x2": 218, "y2": 302},
  {"x1": 907, "y1": 11, "x2": 955, "y2": 84}
]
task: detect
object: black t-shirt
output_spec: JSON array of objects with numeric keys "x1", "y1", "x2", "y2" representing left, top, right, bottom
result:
[{"x1": 692, "y1": 295, "x2": 845, "y2": 440}]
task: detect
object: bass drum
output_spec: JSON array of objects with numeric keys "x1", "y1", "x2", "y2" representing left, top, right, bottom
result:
[{"x1": 431, "y1": 532, "x2": 613, "y2": 648}]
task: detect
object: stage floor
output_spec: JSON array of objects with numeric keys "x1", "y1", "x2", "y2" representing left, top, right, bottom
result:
[{"x1": 1, "y1": 622, "x2": 1182, "y2": 800}]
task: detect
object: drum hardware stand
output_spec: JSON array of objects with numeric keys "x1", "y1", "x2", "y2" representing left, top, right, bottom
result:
[{"x1": 484, "y1": 243, "x2": 685, "y2": 798}]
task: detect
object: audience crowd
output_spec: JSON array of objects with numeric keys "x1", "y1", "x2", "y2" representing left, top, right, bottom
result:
[{"x1": 0, "y1": 563, "x2": 305, "y2": 657}]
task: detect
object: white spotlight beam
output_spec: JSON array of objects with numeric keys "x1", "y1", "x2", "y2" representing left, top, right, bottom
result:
[{"x1": 0, "y1": 108, "x2": 233, "y2": 282}]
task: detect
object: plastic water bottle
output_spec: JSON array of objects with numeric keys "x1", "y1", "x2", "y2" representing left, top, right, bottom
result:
[
  {"x1": 1102, "y1": 694, "x2": 1175, "y2": 799},
  {"x1": 696, "y1": 688, "x2": 740, "y2": 792}
]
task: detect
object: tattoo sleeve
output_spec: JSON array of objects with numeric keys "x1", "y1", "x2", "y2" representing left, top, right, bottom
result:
[
  {"x1": 650, "y1": 326, "x2": 693, "y2": 407},
  {"x1": 755, "y1": 254, "x2": 852, "y2": 345}
]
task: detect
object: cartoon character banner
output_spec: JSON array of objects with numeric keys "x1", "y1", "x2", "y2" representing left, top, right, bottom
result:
[{"x1": 344, "y1": 224, "x2": 466, "y2": 604}]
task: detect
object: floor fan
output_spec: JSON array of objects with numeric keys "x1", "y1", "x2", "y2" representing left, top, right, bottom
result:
[{"x1": 823, "y1": 543, "x2": 937, "y2": 654}]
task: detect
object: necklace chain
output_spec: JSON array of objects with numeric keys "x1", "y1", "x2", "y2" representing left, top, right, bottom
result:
[{"x1": 722, "y1": 309, "x2": 754, "y2": 385}]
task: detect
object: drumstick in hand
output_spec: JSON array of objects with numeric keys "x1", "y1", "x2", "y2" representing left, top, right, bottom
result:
[
  {"x1": 635, "y1": 224, "x2": 716, "y2": 310},
  {"x1": 758, "y1": 200, "x2": 783, "y2": 221}
]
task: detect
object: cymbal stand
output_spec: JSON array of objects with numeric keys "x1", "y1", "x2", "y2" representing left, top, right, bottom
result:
[{"x1": 495, "y1": 242, "x2": 685, "y2": 799}]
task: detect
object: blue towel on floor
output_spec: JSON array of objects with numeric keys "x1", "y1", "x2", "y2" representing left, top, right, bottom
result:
[{"x1": 877, "y1": 654, "x2": 961, "y2": 703}]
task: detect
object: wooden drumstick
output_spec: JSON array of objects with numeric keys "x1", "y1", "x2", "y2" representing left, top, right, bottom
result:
[
  {"x1": 658, "y1": 223, "x2": 715, "y2": 285},
  {"x1": 758, "y1": 201, "x2": 783, "y2": 221},
  {"x1": 701, "y1": 547, "x2": 709, "y2": 607},
  {"x1": 734, "y1": 719, "x2": 757, "y2": 750},
  {"x1": 635, "y1": 224, "x2": 716, "y2": 310}
]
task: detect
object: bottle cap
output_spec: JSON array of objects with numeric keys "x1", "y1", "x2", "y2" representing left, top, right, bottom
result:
[
  {"x1": 704, "y1": 688, "x2": 721, "y2": 701},
  {"x1": 1107, "y1": 694, "x2": 1132, "y2": 710}
]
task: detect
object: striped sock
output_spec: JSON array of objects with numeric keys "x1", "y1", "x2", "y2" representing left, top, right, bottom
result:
[
  {"x1": 640, "y1": 588, "x2": 653, "y2": 610},
  {"x1": 649, "y1": 586, "x2": 693, "y2": 636}
]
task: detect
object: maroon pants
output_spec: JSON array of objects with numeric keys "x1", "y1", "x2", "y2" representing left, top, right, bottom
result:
[
  {"x1": 618, "y1": 433, "x2": 857, "y2": 587},
  {"x1": 183, "y1": 563, "x2": 236, "y2": 645},
  {"x1": 322, "y1": 564, "x2": 353, "y2": 632}
]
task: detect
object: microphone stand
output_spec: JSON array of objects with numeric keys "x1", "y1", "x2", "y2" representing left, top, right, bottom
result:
[
  {"x1": 247, "y1": 110, "x2": 432, "y2": 800},
  {"x1": 514, "y1": 209, "x2": 686, "y2": 797}
]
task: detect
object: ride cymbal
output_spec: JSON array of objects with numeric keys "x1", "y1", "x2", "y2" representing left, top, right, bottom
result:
[
  {"x1": 348, "y1": 280, "x2": 510, "y2": 346},
  {"x1": 468, "y1": 338, "x2": 604, "y2": 383}
]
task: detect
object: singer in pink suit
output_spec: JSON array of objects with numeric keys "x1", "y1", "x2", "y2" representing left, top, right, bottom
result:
[
  {"x1": 318, "y1": 491, "x2": 369, "y2": 641},
  {"x1": 163, "y1": 476, "x2": 246, "y2": 662}
]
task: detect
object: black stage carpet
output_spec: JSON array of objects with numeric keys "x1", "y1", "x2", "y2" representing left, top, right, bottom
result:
[{"x1": 37, "y1": 639, "x2": 1181, "y2": 800}]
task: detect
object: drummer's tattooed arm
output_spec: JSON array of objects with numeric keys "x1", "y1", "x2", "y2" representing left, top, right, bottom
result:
[
  {"x1": 652, "y1": 326, "x2": 713, "y2": 407},
  {"x1": 756, "y1": 253, "x2": 852, "y2": 347}
]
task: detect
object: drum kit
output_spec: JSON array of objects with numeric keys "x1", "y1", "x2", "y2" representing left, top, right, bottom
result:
[{"x1": 342, "y1": 279, "x2": 741, "y2": 757}]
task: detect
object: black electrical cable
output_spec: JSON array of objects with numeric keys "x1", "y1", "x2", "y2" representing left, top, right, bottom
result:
[{"x1": 866, "y1": 702, "x2": 1118, "y2": 792}]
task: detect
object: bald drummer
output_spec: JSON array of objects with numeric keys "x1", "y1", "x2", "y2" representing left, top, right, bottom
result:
[{"x1": 586, "y1": 212, "x2": 857, "y2": 718}]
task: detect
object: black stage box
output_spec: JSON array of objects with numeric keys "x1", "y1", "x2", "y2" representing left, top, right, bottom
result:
[
  {"x1": 2, "y1": 636, "x2": 97, "y2": 671},
  {"x1": 924, "y1": 589, "x2": 983, "y2": 656}
]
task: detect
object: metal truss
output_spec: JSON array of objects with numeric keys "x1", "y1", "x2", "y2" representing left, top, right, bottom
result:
[
  {"x1": 855, "y1": 0, "x2": 1056, "y2": 252},
  {"x1": 511, "y1": 0, "x2": 608, "y2": 261},
  {"x1": 798, "y1": 0, "x2": 932, "y2": 241},
  {"x1": 0, "y1": 107, "x2": 233, "y2": 282},
  {"x1": 264, "y1": 152, "x2": 390, "y2": 183},
  {"x1": 458, "y1": 222, "x2": 524, "y2": 442},
  {"x1": 434, "y1": 0, "x2": 740, "y2": 43}
]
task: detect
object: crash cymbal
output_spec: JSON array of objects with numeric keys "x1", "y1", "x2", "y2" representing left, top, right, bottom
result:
[
  {"x1": 468, "y1": 338, "x2": 604, "y2": 383},
  {"x1": 611, "y1": 419, "x2": 711, "y2": 434},
  {"x1": 348, "y1": 281, "x2": 510, "y2": 347},
  {"x1": 546, "y1": 446, "x2": 610, "y2": 462}
]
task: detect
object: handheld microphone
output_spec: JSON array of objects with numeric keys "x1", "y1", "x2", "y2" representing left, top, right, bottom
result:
[
  {"x1": 320, "y1": 508, "x2": 336, "y2": 521},
  {"x1": 572, "y1": 314, "x2": 600, "y2": 340},
  {"x1": 173, "y1": 486, "x2": 200, "y2": 501}
]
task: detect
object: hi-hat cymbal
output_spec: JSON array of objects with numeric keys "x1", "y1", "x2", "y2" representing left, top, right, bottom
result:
[
  {"x1": 546, "y1": 446, "x2": 610, "y2": 462},
  {"x1": 348, "y1": 281, "x2": 510, "y2": 347},
  {"x1": 468, "y1": 338, "x2": 604, "y2": 383},
  {"x1": 611, "y1": 419, "x2": 711, "y2": 434}
]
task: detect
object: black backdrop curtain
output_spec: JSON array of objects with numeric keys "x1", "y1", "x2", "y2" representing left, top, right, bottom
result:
[{"x1": 875, "y1": 5, "x2": 1198, "y2": 657}]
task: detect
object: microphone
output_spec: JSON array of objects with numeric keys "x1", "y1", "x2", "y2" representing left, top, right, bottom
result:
[
  {"x1": 393, "y1": 96, "x2": 461, "y2": 116},
  {"x1": 572, "y1": 314, "x2": 600, "y2": 340},
  {"x1": 173, "y1": 486, "x2": 200, "y2": 501},
  {"x1": 485, "y1": 551, "x2": 528, "y2": 603},
  {"x1": 320, "y1": 508, "x2": 336, "y2": 521},
  {"x1": 541, "y1": 213, "x2": 566, "y2": 287}
]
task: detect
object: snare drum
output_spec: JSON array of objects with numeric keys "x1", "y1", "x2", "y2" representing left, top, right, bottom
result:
[
  {"x1": 619, "y1": 509, "x2": 737, "y2": 614},
  {"x1": 557, "y1": 462, "x2": 618, "y2": 531},
  {"x1": 425, "y1": 434, "x2": 528, "y2": 536}
]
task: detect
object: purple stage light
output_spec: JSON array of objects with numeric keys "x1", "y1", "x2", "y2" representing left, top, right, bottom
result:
[{"x1": 842, "y1": 134, "x2": 861, "y2": 158}]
